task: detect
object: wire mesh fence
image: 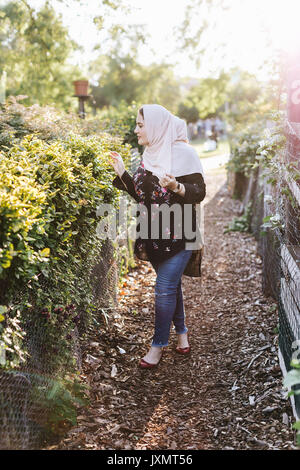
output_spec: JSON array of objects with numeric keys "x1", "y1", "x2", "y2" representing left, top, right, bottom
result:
[
  {"x1": 0, "y1": 238, "x2": 119, "y2": 449},
  {"x1": 241, "y1": 118, "x2": 300, "y2": 419}
]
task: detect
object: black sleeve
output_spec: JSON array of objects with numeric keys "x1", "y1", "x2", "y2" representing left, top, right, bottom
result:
[
  {"x1": 176, "y1": 173, "x2": 206, "y2": 204},
  {"x1": 112, "y1": 170, "x2": 140, "y2": 203}
]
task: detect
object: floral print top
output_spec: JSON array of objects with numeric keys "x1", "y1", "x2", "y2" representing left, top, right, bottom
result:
[{"x1": 112, "y1": 159, "x2": 206, "y2": 263}]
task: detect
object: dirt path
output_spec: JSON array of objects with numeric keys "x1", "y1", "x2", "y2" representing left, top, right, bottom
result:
[{"x1": 47, "y1": 166, "x2": 296, "y2": 450}]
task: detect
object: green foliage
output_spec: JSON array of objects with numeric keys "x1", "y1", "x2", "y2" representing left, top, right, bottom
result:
[
  {"x1": 226, "y1": 70, "x2": 265, "y2": 128},
  {"x1": 0, "y1": 0, "x2": 149, "y2": 112},
  {"x1": 31, "y1": 373, "x2": 89, "y2": 436},
  {"x1": 284, "y1": 359, "x2": 300, "y2": 446},
  {"x1": 89, "y1": 54, "x2": 182, "y2": 114},
  {"x1": 227, "y1": 106, "x2": 300, "y2": 445},
  {"x1": 227, "y1": 121, "x2": 264, "y2": 175},
  {"x1": 0, "y1": 97, "x2": 138, "y2": 444},
  {"x1": 256, "y1": 118, "x2": 300, "y2": 198},
  {"x1": 90, "y1": 55, "x2": 143, "y2": 109},
  {"x1": 224, "y1": 202, "x2": 252, "y2": 234},
  {"x1": 0, "y1": 306, "x2": 27, "y2": 367},
  {"x1": 254, "y1": 114, "x2": 299, "y2": 234},
  {"x1": 0, "y1": 107, "x2": 132, "y2": 371},
  {"x1": 177, "y1": 102, "x2": 199, "y2": 123},
  {"x1": 174, "y1": 0, "x2": 222, "y2": 64},
  {"x1": 0, "y1": 96, "x2": 137, "y2": 149},
  {"x1": 180, "y1": 73, "x2": 229, "y2": 119},
  {"x1": 178, "y1": 68, "x2": 274, "y2": 129},
  {"x1": 0, "y1": 1, "x2": 81, "y2": 110},
  {"x1": 97, "y1": 101, "x2": 142, "y2": 150},
  {"x1": 254, "y1": 114, "x2": 286, "y2": 172},
  {"x1": 261, "y1": 214, "x2": 284, "y2": 234}
]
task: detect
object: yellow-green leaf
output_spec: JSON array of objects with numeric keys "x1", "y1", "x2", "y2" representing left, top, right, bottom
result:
[{"x1": 40, "y1": 248, "x2": 50, "y2": 257}]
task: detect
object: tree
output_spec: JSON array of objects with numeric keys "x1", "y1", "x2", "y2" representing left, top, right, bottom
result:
[
  {"x1": 89, "y1": 41, "x2": 182, "y2": 113},
  {"x1": 140, "y1": 65, "x2": 182, "y2": 114},
  {"x1": 224, "y1": 68, "x2": 267, "y2": 130},
  {"x1": 90, "y1": 57, "x2": 182, "y2": 112},
  {"x1": 0, "y1": 0, "x2": 81, "y2": 110},
  {"x1": 177, "y1": 103, "x2": 199, "y2": 123},
  {"x1": 183, "y1": 72, "x2": 230, "y2": 118},
  {"x1": 174, "y1": 0, "x2": 229, "y2": 68},
  {"x1": 88, "y1": 12, "x2": 183, "y2": 113}
]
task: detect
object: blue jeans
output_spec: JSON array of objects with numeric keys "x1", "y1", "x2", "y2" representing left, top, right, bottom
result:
[{"x1": 149, "y1": 249, "x2": 193, "y2": 347}]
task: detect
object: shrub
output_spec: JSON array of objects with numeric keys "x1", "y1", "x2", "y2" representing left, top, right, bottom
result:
[
  {"x1": 227, "y1": 121, "x2": 264, "y2": 176},
  {"x1": 0, "y1": 131, "x2": 131, "y2": 371},
  {"x1": 284, "y1": 359, "x2": 300, "y2": 446},
  {"x1": 96, "y1": 100, "x2": 143, "y2": 151},
  {"x1": 0, "y1": 97, "x2": 136, "y2": 442}
]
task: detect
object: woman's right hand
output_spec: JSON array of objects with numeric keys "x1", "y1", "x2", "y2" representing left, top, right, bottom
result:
[{"x1": 108, "y1": 151, "x2": 126, "y2": 178}]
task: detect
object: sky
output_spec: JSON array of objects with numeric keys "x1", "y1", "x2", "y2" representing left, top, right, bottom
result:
[{"x1": 19, "y1": 0, "x2": 300, "y2": 80}]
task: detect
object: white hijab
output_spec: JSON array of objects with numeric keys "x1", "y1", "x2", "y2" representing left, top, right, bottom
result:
[{"x1": 141, "y1": 104, "x2": 204, "y2": 179}]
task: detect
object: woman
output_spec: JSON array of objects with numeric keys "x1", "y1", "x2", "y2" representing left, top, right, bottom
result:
[{"x1": 109, "y1": 104, "x2": 206, "y2": 368}]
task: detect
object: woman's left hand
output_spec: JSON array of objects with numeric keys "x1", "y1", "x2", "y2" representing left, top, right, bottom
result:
[{"x1": 159, "y1": 173, "x2": 177, "y2": 191}]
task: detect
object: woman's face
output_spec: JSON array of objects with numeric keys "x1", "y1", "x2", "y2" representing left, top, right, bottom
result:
[{"x1": 134, "y1": 112, "x2": 149, "y2": 146}]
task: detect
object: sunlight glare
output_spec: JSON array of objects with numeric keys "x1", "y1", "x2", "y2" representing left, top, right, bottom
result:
[{"x1": 260, "y1": 0, "x2": 300, "y2": 56}]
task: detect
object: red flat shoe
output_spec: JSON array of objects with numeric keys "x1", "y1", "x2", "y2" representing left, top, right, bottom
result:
[
  {"x1": 139, "y1": 358, "x2": 159, "y2": 369},
  {"x1": 139, "y1": 351, "x2": 163, "y2": 369},
  {"x1": 175, "y1": 346, "x2": 191, "y2": 355}
]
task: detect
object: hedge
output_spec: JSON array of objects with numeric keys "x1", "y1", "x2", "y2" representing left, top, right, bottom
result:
[{"x1": 0, "y1": 98, "x2": 134, "y2": 445}]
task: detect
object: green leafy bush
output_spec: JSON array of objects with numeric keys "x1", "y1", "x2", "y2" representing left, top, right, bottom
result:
[
  {"x1": 0, "y1": 130, "x2": 131, "y2": 371},
  {"x1": 227, "y1": 121, "x2": 264, "y2": 176},
  {"x1": 284, "y1": 359, "x2": 300, "y2": 446},
  {"x1": 96, "y1": 100, "x2": 143, "y2": 151},
  {"x1": 32, "y1": 373, "x2": 89, "y2": 437},
  {"x1": 0, "y1": 97, "x2": 137, "y2": 440},
  {"x1": 224, "y1": 202, "x2": 252, "y2": 234},
  {"x1": 254, "y1": 114, "x2": 299, "y2": 235},
  {"x1": 0, "y1": 96, "x2": 138, "y2": 148}
]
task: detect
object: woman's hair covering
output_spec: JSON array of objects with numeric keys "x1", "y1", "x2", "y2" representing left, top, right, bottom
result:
[{"x1": 140, "y1": 104, "x2": 204, "y2": 178}]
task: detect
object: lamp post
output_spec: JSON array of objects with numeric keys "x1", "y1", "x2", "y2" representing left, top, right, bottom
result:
[{"x1": 73, "y1": 80, "x2": 90, "y2": 119}]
